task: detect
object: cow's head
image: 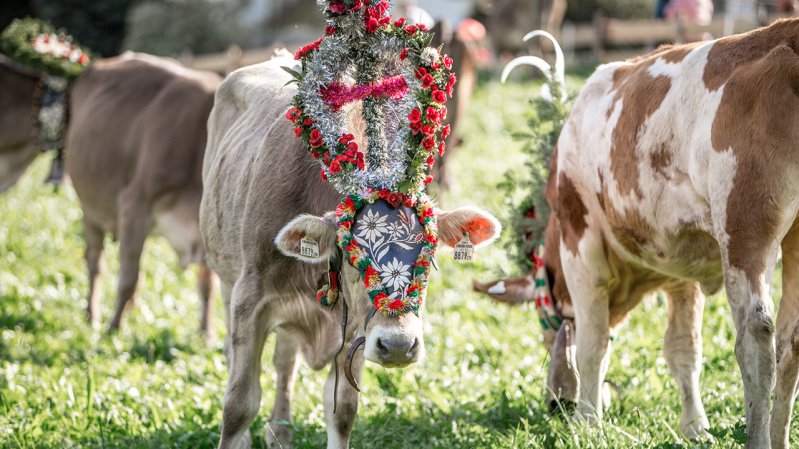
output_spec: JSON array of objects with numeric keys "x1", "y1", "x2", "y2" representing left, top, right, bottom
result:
[{"x1": 276, "y1": 203, "x2": 500, "y2": 368}]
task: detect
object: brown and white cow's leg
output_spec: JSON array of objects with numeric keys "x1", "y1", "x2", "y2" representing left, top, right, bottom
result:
[
  {"x1": 323, "y1": 338, "x2": 364, "y2": 449},
  {"x1": 108, "y1": 192, "x2": 152, "y2": 332},
  {"x1": 218, "y1": 272, "x2": 269, "y2": 449},
  {"x1": 265, "y1": 329, "x2": 301, "y2": 448},
  {"x1": 770, "y1": 225, "x2": 799, "y2": 449},
  {"x1": 663, "y1": 282, "x2": 712, "y2": 442},
  {"x1": 197, "y1": 263, "x2": 216, "y2": 342},
  {"x1": 83, "y1": 218, "x2": 105, "y2": 329},
  {"x1": 559, "y1": 237, "x2": 611, "y2": 421},
  {"x1": 721, "y1": 254, "x2": 778, "y2": 449}
]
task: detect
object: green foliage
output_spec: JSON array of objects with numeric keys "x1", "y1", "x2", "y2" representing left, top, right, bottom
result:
[
  {"x1": 566, "y1": 0, "x2": 657, "y2": 23},
  {"x1": 497, "y1": 79, "x2": 571, "y2": 272},
  {"x1": 0, "y1": 85, "x2": 796, "y2": 449},
  {"x1": 32, "y1": 0, "x2": 136, "y2": 57},
  {"x1": 0, "y1": 17, "x2": 91, "y2": 80},
  {"x1": 123, "y1": 0, "x2": 245, "y2": 57}
]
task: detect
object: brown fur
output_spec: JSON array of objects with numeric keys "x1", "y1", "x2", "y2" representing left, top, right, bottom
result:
[
  {"x1": 555, "y1": 172, "x2": 588, "y2": 256},
  {"x1": 710, "y1": 44, "x2": 799, "y2": 285},
  {"x1": 0, "y1": 55, "x2": 42, "y2": 192}
]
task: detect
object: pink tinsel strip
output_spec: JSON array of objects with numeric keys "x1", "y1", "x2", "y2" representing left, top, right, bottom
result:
[{"x1": 320, "y1": 76, "x2": 408, "y2": 111}]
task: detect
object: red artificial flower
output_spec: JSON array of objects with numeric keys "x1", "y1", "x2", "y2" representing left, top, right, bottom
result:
[
  {"x1": 405, "y1": 25, "x2": 418, "y2": 35},
  {"x1": 380, "y1": 15, "x2": 392, "y2": 24},
  {"x1": 323, "y1": 153, "x2": 331, "y2": 164},
  {"x1": 410, "y1": 120, "x2": 423, "y2": 135},
  {"x1": 350, "y1": 0, "x2": 364, "y2": 11},
  {"x1": 366, "y1": 18, "x2": 380, "y2": 33},
  {"x1": 388, "y1": 299, "x2": 404, "y2": 311},
  {"x1": 422, "y1": 136, "x2": 436, "y2": 150},
  {"x1": 356, "y1": 152, "x2": 365, "y2": 170},
  {"x1": 79, "y1": 54, "x2": 90, "y2": 65},
  {"x1": 286, "y1": 107, "x2": 301, "y2": 122},
  {"x1": 441, "y1": 124, "x2": 451, "y2": 139},
  {"x1": 320, "y1": 169, "x2": 327, "y2": 181},
  {"x1": 444, "y1": 55, "x2": 454, "y2": 70},
  {"x1": 303, "y1": 118, "x2": 314, "y2": 126},
  {"x1": 447, "y1": 73, "x2": 457, "y2": 96},
  {"x1": 347, "y1": 141, "x2": 359, "y2": 152},
  {"x1": 373, "y1": 292, "x2": 389, "y2": 308},
  {"x1": 439, "y1": 106, "x2": 448, "y2": 120},
  {"x1": 328, "y1": 1, "x2": 345, "y2": 14},
  {"x1": 425, "y1": 234, "x2": 438, "y2": 245},
  {"x1": 439, "y1": 141, "x2": 446, "y2": 155},
  {"x1": 310, "y1": 129, "x2": 321, "y2": 140},
  {"x1": 427, "y1": 155, "x2": 435, "y2": 167},
  {"x1": 404, "y1": 198, "x2": 414, "y2": 207},
  {"x1": 374, "y1": 0, "x2": 390, "y2": 15},
  {"x1": 365, "y1": 265, "x2": 379, "y2": 279},
  {"x1": 414, "y1": 67, "x2": 427, "y2": 79},
  {"x1": 330, "y1": 160, "x2": 342, "y2": 174},
  {"x1": 424, "y1": 176, "x2": 433, "y2": 184},
  {"x1": 432, "y1": 90, "x2": 447, "y2": 104},
  {"x1": 421, "y1": 73, "x2": 435, "y2": 89},
  {"x1": 422, "y1": 125, "x2": 435, "y2": 136},
  {"x1": 399, "y1": 48, "x2": 408, "y2": 60},
  {"x1": 418, "y1": 23, "x2": 428, "y2": 31},
  {"x1": 294, "y1": 127, "x2": 303, "y2": 137},
  {"x1": 386, "y1": 192, "x2": 403, "y2": 208},
  {"x1": 326, "y1": 26, "x2": 337, "y2": 35},
  {"x1": 425, "y1": 106, "x2": 439, "y2": 123},
  {"x1": 408, "y1": 108, "x2": 422, "y2": 123},
  {"x1": 394, "y1": 17, "x2": 406, "y2": 27}
]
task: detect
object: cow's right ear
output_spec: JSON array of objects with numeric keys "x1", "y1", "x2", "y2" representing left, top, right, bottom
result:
[{"x1": 275, "y1": 214, "x2": 337, "y2": 263}]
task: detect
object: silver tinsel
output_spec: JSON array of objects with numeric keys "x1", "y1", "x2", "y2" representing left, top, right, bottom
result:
[{"x1": 294, "y1": 1, "x2": 422, "y2": 196}]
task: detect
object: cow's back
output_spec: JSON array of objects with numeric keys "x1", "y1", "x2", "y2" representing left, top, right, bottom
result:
[
  {"x1": 66, "y1": 53, "x2": 220, "y2": 233},
  {"x1": 555, "y1": 21, "x2": 799, "y2": 289},
  {"x1": 201, "y1": 53, "x2": 340, "y2": 287}
]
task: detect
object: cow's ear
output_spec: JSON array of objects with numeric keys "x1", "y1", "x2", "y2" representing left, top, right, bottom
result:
[
  {"x1": 437, "y1": 207, "x2": 501, "y2": 247},
  {"x1": 275, "y1": 213, "x2": 337, "y2": 263}
]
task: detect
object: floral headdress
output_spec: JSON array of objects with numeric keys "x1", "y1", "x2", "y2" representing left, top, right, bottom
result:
[{"x1": 285, "y1": 0, "x2": 455, "y2": 317}]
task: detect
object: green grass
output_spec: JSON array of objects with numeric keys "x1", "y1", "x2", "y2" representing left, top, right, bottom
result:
[{"x1": 0, "y1": 79, "x2": 795, "y2": 449}]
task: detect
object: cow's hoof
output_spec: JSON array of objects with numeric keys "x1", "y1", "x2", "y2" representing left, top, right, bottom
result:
[
  {"x1": 684, "y1": 427, "x2": 714, "y2": 444},
  {"x1": 549, "y1": 399, "x2": 576, "y2": 415},
  {"x1": 264, "y1": 421, "x2": 292, "y2": 449}
]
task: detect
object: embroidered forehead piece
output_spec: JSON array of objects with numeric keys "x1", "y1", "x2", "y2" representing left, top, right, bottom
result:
[{"x1": 285, "y1": 0, "x2": 454, "y2": 316}]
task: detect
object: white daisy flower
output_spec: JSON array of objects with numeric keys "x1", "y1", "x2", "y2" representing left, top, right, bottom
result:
[
  {"x1": 356, "y1": 208, "x2": 388, "y2": 243},
  {"x1": 379, "y1": 258, "x2": 412, "y2": 291}
]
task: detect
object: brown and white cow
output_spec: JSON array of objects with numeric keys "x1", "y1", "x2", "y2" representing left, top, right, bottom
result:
[
  {"x1": 200, "y1": 51, "x2": 501, "y2": 449},
  {"x1": 536, "y1": 19, "x2": 799, "y2": 449},
  {"x1": 0, "y1": 52, "x2": 221, "y2": 336}
]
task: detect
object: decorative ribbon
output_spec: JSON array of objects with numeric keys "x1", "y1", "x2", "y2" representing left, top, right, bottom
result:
[
  {"x1": 320, "y1": 75, "x2": 408, "y2": 111},
  {"x1": 533, "y1": 244, "x2": 563, "y2": 331}
]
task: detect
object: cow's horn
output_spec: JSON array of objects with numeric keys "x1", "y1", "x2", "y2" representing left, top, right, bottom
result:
[{"x1": 345, "y1": 336, "x2": 366, "y2": 392}]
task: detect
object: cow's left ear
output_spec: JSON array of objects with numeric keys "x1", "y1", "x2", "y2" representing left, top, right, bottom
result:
[
  {"x1": 437, "y1": 207, "x2": 501, "y2": 247},
  {"x1": 274, "y1": 213, "x2": 337, "y2": 263}
]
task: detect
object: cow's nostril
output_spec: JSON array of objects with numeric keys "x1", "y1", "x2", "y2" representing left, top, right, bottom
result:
[
  {"x1": 408, "y1": 337, "x2": 419, "y2": 357},
  {"x1": 376, "y1": 338, "x2": 390, "y2": 358}
]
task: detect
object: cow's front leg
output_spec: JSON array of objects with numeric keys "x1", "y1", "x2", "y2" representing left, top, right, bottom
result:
[
  {"x1": 724, "y1": 262, "x2": 776, "y2": 449},
  {"x1": 265, "y1": 329, "x2": 301, "y2": 448},
  {"x1": 83, "y1": 218, "x2": 105, "y2": 329},
  {"x1": 663, "y1": 282, "x2": 712, "y2": 442},
  {"x1": 771, "y1": 230, "x2": 799, "y2": 449},
  {"x1": 108, "y1": 190, "x2": 151, "y2": 332},
  {"x1": 219, "y1": 274, "x2": 269, "y2": 449},
  {"x1": 323, "y1": 340, "x2": 364, "y2": 449}
]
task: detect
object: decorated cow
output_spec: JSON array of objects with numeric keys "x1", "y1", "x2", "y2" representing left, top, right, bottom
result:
[
  {"x1": 0, "y1": 19, "x2": 221, "y2": 336},
  {"x1": 200, "y1": 1, "x2": 500, "y2": 448},
  {"x1": 487, "y1": 20, "x2": 799, "y2": 449}
]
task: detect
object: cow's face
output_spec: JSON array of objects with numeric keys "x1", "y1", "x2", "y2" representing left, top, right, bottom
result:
[
  {"x1": 276, "y1": 205, "x2": 500, "y2": 368},
  {"x1": 545, "y1": 320, "x2": 578, "y2": 411}
]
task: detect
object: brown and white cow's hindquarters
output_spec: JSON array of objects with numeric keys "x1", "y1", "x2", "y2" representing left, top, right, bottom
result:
[
  {"x1": 200, "y1": 53, "x2": 500, "y2": 449},
  {"x1": 65, "y1": 53, "x2": 221, "y2": 337},
  {"x1": 552, "y1": 20, "x2": 799, "y2": 448}
]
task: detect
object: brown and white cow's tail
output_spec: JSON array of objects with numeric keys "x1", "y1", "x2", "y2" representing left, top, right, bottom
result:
[{"x1": 500, "y1": 30, "x2": 566, "y2": 103}]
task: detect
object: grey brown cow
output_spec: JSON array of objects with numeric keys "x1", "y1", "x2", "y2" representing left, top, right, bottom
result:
[
  {"x1": 0, "y1": 52, "x2": 221, "y2": 336},
  {"x1": 201, "y1": 51, "x2": 501, "y2": 449}
]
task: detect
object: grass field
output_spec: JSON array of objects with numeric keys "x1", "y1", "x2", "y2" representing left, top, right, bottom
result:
[{"x1": 0, "y1": 78, "x2": 795, "y2": 449}]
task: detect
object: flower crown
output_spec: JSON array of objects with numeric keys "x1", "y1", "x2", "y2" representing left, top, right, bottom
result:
[
  {"x1": 0, "y1": 18, "x2": 91, "y2": 80},
  {"x1": 285, "y1": 0, "x2": 455, "y2": 316}
]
